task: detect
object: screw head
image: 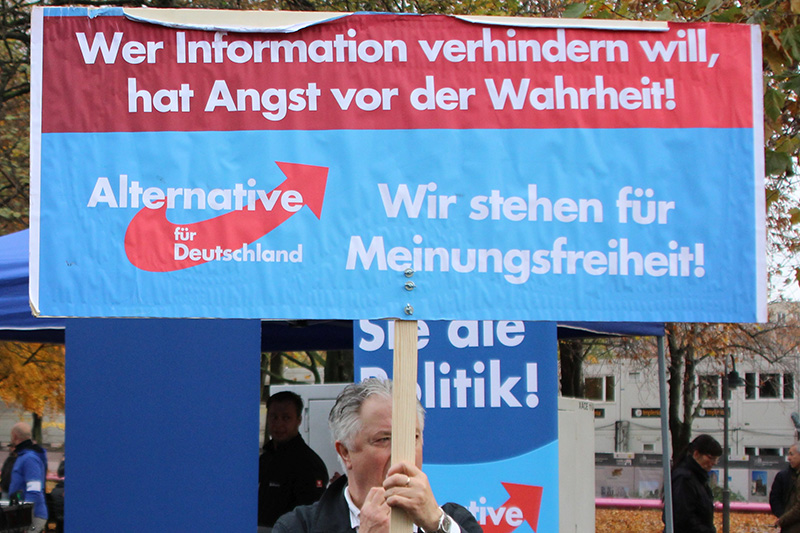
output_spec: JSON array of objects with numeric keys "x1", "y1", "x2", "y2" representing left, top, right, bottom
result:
[
  {"x1": 404, "y1": 268, "x2": 415, "y2": 278},
  {"x1": 404, "y1": 281, "x2": 416, "y2": 291},
  {"x1": 404, "y1": 304, "x2": 414, "y2": 315}
]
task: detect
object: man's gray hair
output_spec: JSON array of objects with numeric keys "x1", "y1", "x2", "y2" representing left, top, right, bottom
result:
[{"x1": 328, "y1": 378, "x2": 425, "y2": 449}]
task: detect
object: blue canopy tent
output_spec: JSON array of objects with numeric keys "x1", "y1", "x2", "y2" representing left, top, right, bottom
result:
[
  {"x1": 0, "y1": 229, "x2": 663, "y2": 345},
  {"x1": 0, "y1": 229, "x2": 65, "y2": 342}
]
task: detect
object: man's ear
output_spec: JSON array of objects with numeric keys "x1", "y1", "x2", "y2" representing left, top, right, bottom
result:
[{"x1": 335, "y1": 441, "x2": 352, "y2": 470}]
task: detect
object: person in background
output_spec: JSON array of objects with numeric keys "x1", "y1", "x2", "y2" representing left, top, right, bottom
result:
[
  {"x1": 258, "y1": 391, "x2": 328, "y2": 529},
  {"x1": 775, "y1": 441, "x2": 800, "y2": 532},
  {"x1": 48, "y1": 456, "x2": 65, "y2": 533},
  {"x1": 9, "y1": 422, "x2": 48, "y2": 532},
  {"x1": 771, "y1": 443, "x2": 800, "y2": 518},
  {"x1": 665, "y1": 434, "x2": 722, "y2": 533},
  {"x1": 273, "y1": 378, "x2": 482, "y2": 533},
  {"x1": 0, "y1": 441, "x2": 16, "y2": 499}
]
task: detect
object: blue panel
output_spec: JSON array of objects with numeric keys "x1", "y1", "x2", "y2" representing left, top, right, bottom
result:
[
  {"x1": 36, "y1": 128, "x2": 761, "y2": 322},
  {"x1": 65, "y1": 318, "x2": 260, "y2": 532},
  {"x1": 355, "y1": 320, "x2": 559, "y2": 531}
]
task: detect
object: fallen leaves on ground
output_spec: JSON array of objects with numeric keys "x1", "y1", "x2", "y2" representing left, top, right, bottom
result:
[{"x1": 596, "y1": 509, "x2": 776, "y2": 533}]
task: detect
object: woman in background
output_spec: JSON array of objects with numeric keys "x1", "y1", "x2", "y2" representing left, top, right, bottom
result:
[{"x1": 665, "y1": 434, "x2": 722, "y2": 533}]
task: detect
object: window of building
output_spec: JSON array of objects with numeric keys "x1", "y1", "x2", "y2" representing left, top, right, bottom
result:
[
  {"x1": 698, "y1": 375, "x2": 721, "y2": 400},
  {"x1": 745, "y1": 372, "x2": 794, "y2": 400},
  {"x1": 585, "y1": 375, "x2": 615, "y2": 402},
  {"x1": 746, "y1": 446, "x2": 782, "y2": 457}
]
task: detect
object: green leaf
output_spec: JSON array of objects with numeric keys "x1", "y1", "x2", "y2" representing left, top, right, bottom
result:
[
  {"x1": 765, "y1": 149, "x2": 793, "y2": 176},
  {"x1": 562, "y1": 2, "x2": 587, "y2": 18},
  {"x1": 655, "y1": 7, "x2": 674, "y2": 20},
  {"x1": 764, "y1": 87, "x2": 785, "y2": 121},
  {"x1": 781, "y1": 26, "x2": 800, "y2": 62},
  {"x1": 711, "y1": 6, "x2": 742, "y2": 22},
  {"x1": 702, "y1": 0, "x2": 724, "y2": 18},
  {"x1": 781, "y1": 73, "x2": 800, "y2": 93}
]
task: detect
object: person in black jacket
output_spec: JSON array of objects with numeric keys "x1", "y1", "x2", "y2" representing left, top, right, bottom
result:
[
  {"x1": 274, "y1": 379, "x2": 482, "y2": 533},
  {"x1": 258, "y1": 391, "x2": 329, "y2": 528},
  {"x1": 771, "y1": 444, "x2": 800, "y2": 518},
  {"x1": 664, "y1": 434, "x2": 722, "y2": 533},
  {"x1": 0, "y1": 443, "x2": 16, "y2": 499}
]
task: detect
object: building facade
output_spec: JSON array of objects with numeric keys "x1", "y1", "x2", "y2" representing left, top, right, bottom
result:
[{"x1": 586, "y1": 354, "x2": 800, "y2": 457}]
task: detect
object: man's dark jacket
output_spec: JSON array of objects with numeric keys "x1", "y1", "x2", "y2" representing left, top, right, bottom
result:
[
  {"x1": 0, "y1": 451, "x2": 16, "y2": 494},
  {"x1": 258, "y1": 434, "x2": 329, "y2": 527},
  {"x1": 665, "y1": 457, "x2": 716, "y2": 533},
  {"x1": 773, "y1": 467, "x2": 797, "y2": 517},
  {"x1": 273, "y1": 474, "x2": 483, "y2": 532}
]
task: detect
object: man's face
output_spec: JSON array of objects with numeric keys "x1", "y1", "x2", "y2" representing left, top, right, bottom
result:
[
  {"x1": 692, "y1": 450, "x2": 719, "y2": 472},
  {"x1": 788, "y1": 445, "x2": 800, "y2": 469},
  {"x1": 339, "y1": 395, "x2": 422, "y2": 500},
  {"x1": 267, "y1": 401, "x2": 301, "y2": 444}
]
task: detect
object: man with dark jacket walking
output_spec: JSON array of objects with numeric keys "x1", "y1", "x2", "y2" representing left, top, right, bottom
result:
[
  {"x1": 665, "y1": 434, "x2": 722, "y2": 533},
  {"x1": 771, "y1": 444, "x2": 800, "y2": 518},
  {"x1": 775, "y1": 442, "x2": 800, "y2": 532}
]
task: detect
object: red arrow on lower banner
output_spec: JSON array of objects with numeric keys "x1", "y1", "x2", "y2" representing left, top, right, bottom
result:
[{"x1": 480, "y1": 483, "x2": 544, "y2": 533}]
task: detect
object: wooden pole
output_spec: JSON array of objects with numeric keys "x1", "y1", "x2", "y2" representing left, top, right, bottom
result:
[{"x1": 391, "y1": 319, "x2": 418, "y2": 533}]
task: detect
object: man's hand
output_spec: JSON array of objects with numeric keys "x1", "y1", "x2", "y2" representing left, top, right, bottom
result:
[
  {"x1": 383, "y1": 462, "x2": 442, "y2": 532},
  {"x1": 360, "y1": 487, "x2": 391, "y2": 533}
]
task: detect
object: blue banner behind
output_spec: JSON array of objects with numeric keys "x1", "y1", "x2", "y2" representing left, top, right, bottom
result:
[{"x1": 354, "y1": 320, "x2": 559, "y2": 532}]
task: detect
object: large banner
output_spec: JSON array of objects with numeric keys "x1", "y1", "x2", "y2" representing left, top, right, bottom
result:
[
  {"x1": 355, "y1": 320, "x2": 559, "y2": 533},
  {"x1": 30, "y1": 8, "x2": 765, "y2": 321}
]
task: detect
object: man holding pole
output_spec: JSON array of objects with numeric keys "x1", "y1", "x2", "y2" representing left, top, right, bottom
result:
[{"x1": 273, "y1": 379, "x2": 482, "y2": 533}]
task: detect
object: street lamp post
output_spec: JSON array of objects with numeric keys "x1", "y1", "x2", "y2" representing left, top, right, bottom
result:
[{"x1": 722, "y1": 356, "x2": 743, "y2": 533}]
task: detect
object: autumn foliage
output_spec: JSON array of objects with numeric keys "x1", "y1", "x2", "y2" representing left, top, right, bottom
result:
[{"x1": 0, "y1": 341, "x2": 65, "y2": 416}]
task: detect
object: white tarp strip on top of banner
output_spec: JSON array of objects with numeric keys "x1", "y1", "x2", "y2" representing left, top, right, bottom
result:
[{"x1": 121, "y1": 8, "x2": 669, "y2": 33}]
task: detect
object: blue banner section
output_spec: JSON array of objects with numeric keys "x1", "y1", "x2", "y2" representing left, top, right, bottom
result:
[
  {"x1": 36, "y1": 127, "x2": 759, "y2": 321},
  {"x1": 426, "y1": 442, "x2": 559, "y2": 533},
  {"x1": 354, "y1": 320, "x2": 559, "y2": 532},
  {"x1": 355, "y1": 320, "x2": 558, "y2": 463}
]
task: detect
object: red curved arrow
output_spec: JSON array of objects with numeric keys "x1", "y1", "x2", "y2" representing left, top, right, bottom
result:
[
  {"x1": 124, "y1": 161, "x2": 329, "y2": 272},
  {"x1": 481, "y1": 483, "x2": 543, "y2": 533}
]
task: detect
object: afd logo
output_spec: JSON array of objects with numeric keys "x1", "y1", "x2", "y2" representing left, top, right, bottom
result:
[
  {"x1": 470, "y1": 483, "x2": 543, "y2": 533},
  {"x1": 86, "y1": 161, "x2": 329, "y2": 272}
]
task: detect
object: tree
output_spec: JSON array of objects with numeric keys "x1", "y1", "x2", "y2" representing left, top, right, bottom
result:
[
  {"x1": 604, "y1": 306, "x2": 800, "y2": 461},
  {"x1": 260, "y1": 349, "x2": 352, "y2": 399},
  {"x1": 0, "y1": 341, "x2": 65, "y2": 441}
]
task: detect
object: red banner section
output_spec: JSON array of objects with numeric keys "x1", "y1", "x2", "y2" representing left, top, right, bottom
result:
[{"x1": 41, "y1": 14, "x2": 753, "y2": 133}]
